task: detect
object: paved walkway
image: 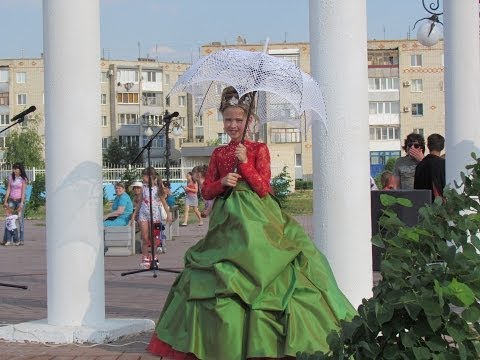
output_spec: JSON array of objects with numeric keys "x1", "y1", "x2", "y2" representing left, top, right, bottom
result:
[{"x1": 0, "y1": 217, "x2": 378, "y2": 359}]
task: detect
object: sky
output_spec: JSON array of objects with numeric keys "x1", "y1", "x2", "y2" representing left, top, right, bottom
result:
[{"x1": 0, "y1": 0, "x2": 438, "y2": 63}]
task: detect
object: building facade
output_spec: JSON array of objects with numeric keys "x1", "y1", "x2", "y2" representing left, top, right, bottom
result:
[{"x1": 0, "y1": 39, "x2": 445, "y2": 177}]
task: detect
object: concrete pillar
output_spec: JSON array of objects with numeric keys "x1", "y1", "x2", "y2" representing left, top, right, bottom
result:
[
  {"x1": 444, "y1": 0, "x2": 480, "y2": 185},
  {"x1": 0, "y1": 0, "x2": 153, "y2": 344},
  {"x1": 43, "y1": 0, "x2": 105, "y2": 326},
  {"x1": 309, "y1": 0, "x2": 372, "y2": 306}
]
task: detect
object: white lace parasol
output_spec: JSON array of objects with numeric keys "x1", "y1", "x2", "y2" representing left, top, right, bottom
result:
[{"x1": 167, "y1": 48, "x2": 327, "y2": 131}]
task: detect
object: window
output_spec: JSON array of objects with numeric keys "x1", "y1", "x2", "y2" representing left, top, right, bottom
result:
[
  {"x1": 270, "y1": 102, "x2": 294, "y2": 119},
  {"x1": 369, "y1": 126, "x2": 400, "y2": 140},
  {"x1": 116, "y1": 92, "x2": 139, "y2": 104},
  {"x1": 295, "y1": 153, "x2": 302, "y2": 166},
  {"x1": 118, "y1": 136, "x2": 140, "y2": 146},
  {"x1": 101, "y1": 72, "x2": 108, "y2": 83},
  {"x1": 412, "y1": 103, "x2": 424, "y2": 116},
  {"x1": 370, "y1": 151, "x2": 401, "y2": 165},
  {"x1": 101, "y1": 115, "x2": 107, "y2": 127},
  {"x1": 164, "y1": 74, "x2": 170, "y2": 85},
  {"x1": 195, "y1": 135, "x2": 204, "y2": 143},
  {"x1": 367, "y1": 51, "x2": 399, "y2": 66},
  {"x1": 0, "y1": 93, "x2": 8, "y2": 106},
  {"x1": 369, "y1": 101, "x2": 400, "y2": 114},
  {"x1": 368, "y1": 77, "x2": 399, "y2": 91},
  {"x1": 102, "y1": 137, "x2": 109, "y2": 149},
  {"x1": 218, "y1": 133, "x2": 229, "y2": 144},
  {"x1": 16, "y1": 72, "x2": 26, "y2": 84},
  {"x1": 178, "y1": 95, "x2": 186, "y2": 107},
  {"x1": 0, "y1": 136, "x2": 6, "y2": 148},
  {"x1": 17, "y1": 94, "x2": 27, "y2": 105},
  {"x1": 165, "y1": 96, "x2": 170, "y2": 107},
  {"x1": 270, "y1": 128, "x2": 301, "y2": 143},
  {"x1": 117, "y1": 113, "x2": 139, "y2": 125},
  {"x1": 274, "y1": 54, "x2": 299, "y2": 67},
  {"x1": 142, "y1": 92, "x2": 162, "y2": 106},
  {"x1": 142, "y1": 135, "x2": 163, "y2": 148},
  {"x1": 143, "y1": 113, "x2": 162, "y2": 126},
  {"x1": 0, "y1": 69, "x2": 8, "y2": 82},
  {"x1": 116, "y1": 69, "x2": 138, "y2": 83},
  {"x1": 411, "y1": 79, "x2": 423, "y2": 92},
  {"x1": 0, "y1": 114, "x2": 9, "y2": 126},
  {"x1": 194, "y1": 116, "x2": 203, "y2": 127},
  {"x1": 410, "y1": 54, "x2": 422, "y2": 66},
  {"x1": 101, "y1": 93, "x2": 107, "y2": 105},
  {"x1": 413, "y1": 128, "x2": 424, "y2": 136},
  {"x1": 142, "y1": 71, "x2": 160, "y2": 83}
]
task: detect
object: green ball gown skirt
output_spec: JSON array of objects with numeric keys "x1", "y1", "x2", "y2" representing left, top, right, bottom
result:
[{"x1": 148, "y1": 182, "x2": 356, "y2": 359}]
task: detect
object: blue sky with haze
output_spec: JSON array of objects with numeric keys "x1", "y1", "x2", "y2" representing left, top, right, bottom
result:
[{"x1": 0, "y1": 0, "x2": 436, "y2": 63}]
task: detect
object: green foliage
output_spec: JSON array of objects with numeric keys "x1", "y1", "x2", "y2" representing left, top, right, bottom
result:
[
  {"x1": 384, "y1": 157, "x2": 398, "y2": 172},
  {"x1": 121, "y1": 167, "x2": 142, "y2": 197},
  {"x1": 297, "y1": 153, "x2": 480, "y2": 359},
  {"x1": 24, "y1": 174, "x2": 45, "y2": 218},
  {"x1": 295, "y1": 179, "x2": 313, "y2": 190},
  {"x1": 206, "y1": 139, "x2": 221, "y2": 146},
  {"x1": 4, "y1": 116, "x2": 44, "y2": 167},
  {"x1": 123, "y1": 142, "x2": 143, "y2": 165},
  {"x1": 102, "y1": 186, "x2": 109, "y2": 206},
  {"x1": 103, "y1": 139, "x2": 143, "y2": 166},
  {"x1": 271, "y1": 166, "x2": 293, "y2": 205}
]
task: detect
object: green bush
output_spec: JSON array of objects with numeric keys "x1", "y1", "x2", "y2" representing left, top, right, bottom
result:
[
  {"x1": 295, "y1": 179, "x2": 313, "y2": 190},
  {"x1": 297, "y1": 153, "x2": 480, "y2": 359},
  {"x1": 271, "y1": 166, "x2": 293, "y2": 205},
  {"x1": 24, "y1": 174, "x2": 45, "y2": 218}
]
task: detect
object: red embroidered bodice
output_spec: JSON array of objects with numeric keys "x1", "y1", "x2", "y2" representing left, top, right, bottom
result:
[{"x1": 202, "y1": 140, "x2": 272, "y2": 199}]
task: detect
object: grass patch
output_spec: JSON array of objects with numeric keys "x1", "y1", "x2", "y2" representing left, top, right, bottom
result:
[{"x1": 283, "y1": 189, "x2": 313, "y2": 215}]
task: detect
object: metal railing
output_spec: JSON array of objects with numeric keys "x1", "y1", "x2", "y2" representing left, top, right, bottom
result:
[{"x1": 0, "y1": 164, "x2": 287, "y2": 184}]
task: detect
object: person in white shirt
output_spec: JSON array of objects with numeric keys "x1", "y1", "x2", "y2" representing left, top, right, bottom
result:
[{"x1": 2, "y1": 206, "x2": 19, "y2": 246}]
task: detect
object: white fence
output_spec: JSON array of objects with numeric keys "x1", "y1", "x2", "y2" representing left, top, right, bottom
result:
[{"x1": 0, "y1": 164, "x2": 287, "y2": 184}]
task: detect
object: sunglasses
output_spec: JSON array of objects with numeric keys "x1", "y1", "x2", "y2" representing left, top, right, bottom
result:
[{"x1": 407, "y1": 143, "x2": 421, "y2": 149}]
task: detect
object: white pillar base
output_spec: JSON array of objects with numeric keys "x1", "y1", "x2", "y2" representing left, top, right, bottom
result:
[{"x1": 0, "y1": 318, "x2": 155, "y2": 344}]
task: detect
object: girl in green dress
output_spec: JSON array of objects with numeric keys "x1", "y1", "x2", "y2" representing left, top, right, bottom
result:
[{"x1": 148, "y1": 87, "x2": 356, "y2": 360}]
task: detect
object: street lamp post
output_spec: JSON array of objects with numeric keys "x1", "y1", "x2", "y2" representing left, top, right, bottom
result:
[{"x1": 413, "y1": 0, "x2": 443, "y2": 47}]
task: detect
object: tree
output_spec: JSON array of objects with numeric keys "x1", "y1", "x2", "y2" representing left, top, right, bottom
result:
[
  {"x1": 4, "y1": 115, "x2": 44, "y2": 167},
  {"x1": 103, "y1": 138, "x2": 143, "y2": 166},
  {"x1": 123, "y1": 141, "x2": 143, "y2": 165}
]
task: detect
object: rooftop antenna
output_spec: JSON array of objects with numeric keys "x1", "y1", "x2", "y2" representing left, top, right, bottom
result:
[
  {"x1": 138, "y1": 41, "x2": 141, "y2": 59},
  {"x1": 284, "y1": 32, "x2": 287, "y2": 43},
  {"x1": 383, "y1": 25, "x2": 386, "y2": 40}
]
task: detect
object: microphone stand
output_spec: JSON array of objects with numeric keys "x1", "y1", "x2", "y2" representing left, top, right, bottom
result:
[
  {"x1": 121, "y1": 114, "x2": 181, "y2": 277},
  {"x1": 0, "y1": 114, "x2": 29, "y2": 289}
]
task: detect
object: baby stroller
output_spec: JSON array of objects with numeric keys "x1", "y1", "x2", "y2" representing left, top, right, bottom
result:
[{"x1": 151, "y1": 222, "x2": 167, "y2": 254}]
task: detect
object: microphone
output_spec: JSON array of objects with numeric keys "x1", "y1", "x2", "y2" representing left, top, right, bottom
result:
[
  {"x1": 163, "y1": 111, "x2": 179, "y2": 121},
  {"x1": 11, "y1": 106, "x2": 36, "y2": 122}
]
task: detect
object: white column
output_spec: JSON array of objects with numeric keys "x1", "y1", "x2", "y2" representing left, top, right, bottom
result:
[
  {"x1": 0, "y1": 0, "x2": 153, "y2": 344},
  {"x1": 43, "y1": 0, "x2": 104, "y2": 326},
  {"x1": 444, "y1": 0, "x2": 480, "y2": 185},
  {"x1": 309, "y1": 0, "x2": 372, "y2": 306}
]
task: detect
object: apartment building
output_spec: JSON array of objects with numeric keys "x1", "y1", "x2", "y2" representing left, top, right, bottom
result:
[
  {"x1": 367, "y1": 40, "x2": 445, "y2": 176},
  {"x1": 0, "y1": 57, "x2": 191, "y2": 165},
  {"x1": 0, "y1": 39, "x2": 445, "y2": 177}
]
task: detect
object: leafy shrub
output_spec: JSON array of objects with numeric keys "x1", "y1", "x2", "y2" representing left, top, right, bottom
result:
[
  {"x1": 295, "y1": 179, "x2": 313, "y2": 190},
  {"x1": 297, "y1": 153, "x2": 480, "y2": 359},
  {"x1": 271, "y1": 166, "x2": 293, "y2": 205},
  {"x1": 24, "y1": 174, "x2": 45, "y2": 218}
]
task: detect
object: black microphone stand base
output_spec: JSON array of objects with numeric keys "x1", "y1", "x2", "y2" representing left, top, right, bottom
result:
[
  {"x1": 121, "y1": 259, "x2": 180, "y2": 277},
  {"x1": 0, "y1": 282, "x2": 28, "y2": 289}
]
